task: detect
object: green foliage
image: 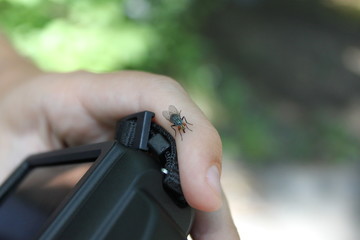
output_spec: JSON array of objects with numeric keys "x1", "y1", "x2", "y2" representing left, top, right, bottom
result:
[{"x1": 0, "y1": 0, "x2": 156, "y2": 71}]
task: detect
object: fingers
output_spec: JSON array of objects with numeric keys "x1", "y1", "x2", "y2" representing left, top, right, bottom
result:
[
  {"x1": 191, "y1": 191, "x2": 240, "y2": 240},
  {"x1": 38, "y1": 71, "x2": 223, "y2": 211},
  {"x1": 81, "y1": 71, "x2": 223, "y2": 211}
]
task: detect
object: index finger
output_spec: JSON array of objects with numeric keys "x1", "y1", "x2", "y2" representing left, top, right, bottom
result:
[{"x1": 70, "y1": 71, "x2": 223, "y2": 211}]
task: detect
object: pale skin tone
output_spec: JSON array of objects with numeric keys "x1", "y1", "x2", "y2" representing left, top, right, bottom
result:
[{"x1": 0, "y1": 34, "x2": 240, "y2": 240}]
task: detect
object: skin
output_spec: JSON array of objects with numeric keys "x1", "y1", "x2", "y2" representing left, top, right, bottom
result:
[{"x1": 0, "y1": 34, "x2": 240, "y2": 240}]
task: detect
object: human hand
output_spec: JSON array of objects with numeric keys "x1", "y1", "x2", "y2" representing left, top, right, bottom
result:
[{"x1": 0, "y1": 71, "x2": 239, "y2": 240}]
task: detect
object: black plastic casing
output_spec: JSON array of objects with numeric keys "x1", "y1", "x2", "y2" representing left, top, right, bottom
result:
[{"x1": 0, "y1": 141, "x2": 194, "y2": 240}]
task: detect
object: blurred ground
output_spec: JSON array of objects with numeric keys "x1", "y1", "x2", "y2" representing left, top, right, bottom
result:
[
  {"x1": 222, "y1": 158, "x2": 359, "y2": 240},
  {"x1": 203, "y1": 3, "x2": 360, "y2": 237}
]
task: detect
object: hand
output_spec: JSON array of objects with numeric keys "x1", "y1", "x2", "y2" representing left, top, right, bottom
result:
[{"x1": 0, "y1": 71, "x2": 240, "y2": 239}]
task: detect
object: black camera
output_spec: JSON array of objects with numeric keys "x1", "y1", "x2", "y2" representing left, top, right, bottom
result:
[{"x1": 0, "y1": 111, "x2": 194, "y2": 240}]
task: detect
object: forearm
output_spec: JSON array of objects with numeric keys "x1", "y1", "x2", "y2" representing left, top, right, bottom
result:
[{"x1": 0, "y1": 33, "x2": 42, "y2": 95}]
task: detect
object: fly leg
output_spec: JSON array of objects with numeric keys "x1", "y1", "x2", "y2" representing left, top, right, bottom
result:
[
  {"x1": 179, "y1": 129, "x2": 183, "y2": 141},
  {"x1": 171, "y1": 124, "x2": 177, "y2": 137},
  {"x1": 182, "y1": 116, "x2": 193, "y2": 131},
  {"x1": 182, "y1": 116, "x2": 193, "y2": 125},
  {"x1": 171, "y1": 125, "x2": 183, "y2": 140}
]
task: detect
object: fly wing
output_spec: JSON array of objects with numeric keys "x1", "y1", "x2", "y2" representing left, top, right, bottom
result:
[
  {"x1": 168, "y1": 105, "x2": 179, "y2": 115},
  {"x1": 162, "y1": 110, "x2": 171, "y2": 121}
]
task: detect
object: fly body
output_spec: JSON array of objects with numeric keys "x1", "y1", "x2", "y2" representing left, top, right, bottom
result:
[
  {"x1": 170, "y1": 114, "x2": 183, "y2": 126},
  {"x1": 162, "y1": 105, "x2": 193, "y2": 140}
]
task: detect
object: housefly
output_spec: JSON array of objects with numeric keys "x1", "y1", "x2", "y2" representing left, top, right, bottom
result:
[{"x1": 162, "y1": 105, "x2": 193, "y2": 140}]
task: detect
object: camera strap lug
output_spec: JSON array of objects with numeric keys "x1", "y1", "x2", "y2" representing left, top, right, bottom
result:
[
  {"x1": 115, "y1": 111, "x2": 187, "y2": 207},
  {"x1": 115, "y1": 111, "x2": 154, "y2": 151}
]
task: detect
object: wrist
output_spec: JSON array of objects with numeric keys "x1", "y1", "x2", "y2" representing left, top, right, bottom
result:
[{"x1": 0, "y1": 33, "x2": 43, "y2": 96}]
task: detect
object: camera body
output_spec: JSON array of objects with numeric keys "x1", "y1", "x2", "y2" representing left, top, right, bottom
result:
[{"x1": 0, "y1": 112, "x2": 194, "y2": 240}]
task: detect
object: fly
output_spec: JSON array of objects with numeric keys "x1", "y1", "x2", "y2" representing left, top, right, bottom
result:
[{"x1": 162, "y1": 105, "x2": 193, "y2": 140}]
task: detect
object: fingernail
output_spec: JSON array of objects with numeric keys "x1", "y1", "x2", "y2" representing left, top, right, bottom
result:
[{"x1": 207, "y1": 165, "x2": 222, "y2": 198}]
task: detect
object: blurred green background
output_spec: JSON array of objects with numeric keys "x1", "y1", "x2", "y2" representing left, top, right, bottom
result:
[{"x1": 2, "y1": 0, "x2": 360, "y2": 166}]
